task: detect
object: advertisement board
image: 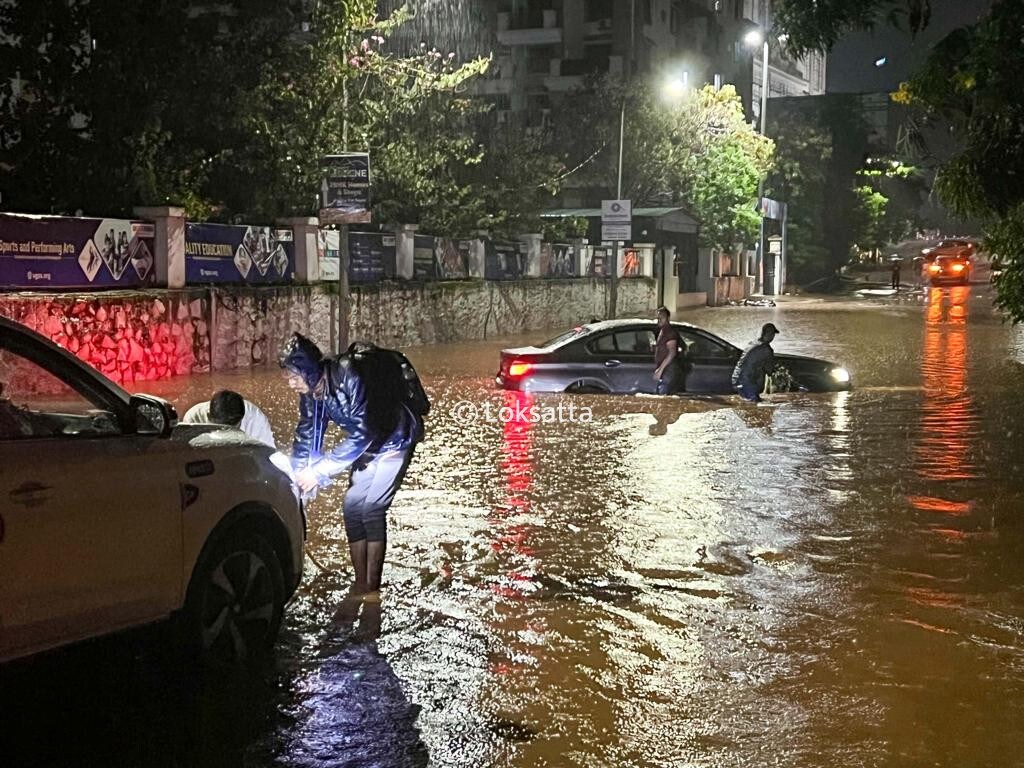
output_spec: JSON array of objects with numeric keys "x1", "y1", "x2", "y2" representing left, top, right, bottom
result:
[
  {"x1": 349, "y1": 232, "x2": 396, "y2": 282},
  {"x1": 0, "y1": 214, "x2": 155, "y2": 289},
  {"x1": 485, "y1": 241, "x2": 525, "y2": 280},
  {"x1": 185, "y1": 223, "x2": 294, "y2": 284},
  {"x1": 540, "y1": 243, "x2": 576, "y2": 277},
  {"x1": 320, "y1": 153, "x2": 371, "y2": 224}
]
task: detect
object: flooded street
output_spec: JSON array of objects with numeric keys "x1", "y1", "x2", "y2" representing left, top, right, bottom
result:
[{"x1": 6, "y1": 283, "x2": 1024, "y2": 767}]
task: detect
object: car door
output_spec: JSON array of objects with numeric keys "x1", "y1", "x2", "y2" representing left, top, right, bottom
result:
[
  {"x1": 611, "y1": 327, "x2": 659, "y2": 393},
  {"x1": 583, "y1": 328, "x2": 655, "y2": 393},
  {"x1": 677, "y1": 328, "x2": 740, "y2": 393},
  {"x1": 0, "y1": 343, "x2": 182, "y2": 660}
]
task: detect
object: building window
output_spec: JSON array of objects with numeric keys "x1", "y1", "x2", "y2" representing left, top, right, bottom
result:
[{"x1": 585, "y1": 0, "x2": 613, "y2": 22}]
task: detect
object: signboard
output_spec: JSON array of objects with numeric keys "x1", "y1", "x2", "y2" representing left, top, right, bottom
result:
[
  {"x1": 758, "y1": 197, "x2": 787, "y2": 220},
  {"x1": 185, "y1": 223, "x2": 294, "y2": 284},
  {"x1": 349, "y1": 232, "x2": 396, "y2": 282},
  {"x1": 540, "y1": 243, "x2": 576, "y2": 277},
  {"x1": 485, "y1": 241, "x2": 525, "y2": 280},
  {"x1": 0, "y1": 214, "x2": 155, "y2": 289},
  {"x1": 601, "y1": 199, "x2": 632, "y2": 224},
  {"x1": 320, "y1": 153, "x2": 371, "y2": 224},
  {"x1": 601, "y1": 224, "x2": 631, "y2": 241},
  {"x1": 601, "y1": 199, "x2": 632, "y2": 242}
]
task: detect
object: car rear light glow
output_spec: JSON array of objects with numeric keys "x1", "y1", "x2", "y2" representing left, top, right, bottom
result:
[
  {"x1": 508, "y1": 361, "x2": 532, "y2": 377},
  {"x1": 951, "y1": 263, "x2": 965, "y2": 272},
  {"x1": 929, "y1": 264, "x2": 941, "y2": 273}
]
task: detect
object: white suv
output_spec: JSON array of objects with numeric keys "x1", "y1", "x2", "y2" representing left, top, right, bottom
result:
[{"x1": 0, "y1": 317, "x2": 304, "y2": 665}]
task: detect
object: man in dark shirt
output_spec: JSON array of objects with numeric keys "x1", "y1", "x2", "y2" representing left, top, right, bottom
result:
[
  {"x1": 731, "y1": 322, "x2": 779, "y2": 402},
  {"x1": 654, "y1": 306, "x2": 687, "y2": 395}
]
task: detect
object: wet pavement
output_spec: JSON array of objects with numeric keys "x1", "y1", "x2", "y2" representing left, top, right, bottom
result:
[{"x1": 5, "y1": 279, "x2": 1024, "y2": 767}]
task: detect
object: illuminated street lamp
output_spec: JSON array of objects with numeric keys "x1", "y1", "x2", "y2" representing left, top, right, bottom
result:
[
  {"x1": 663, "y1": 70, "x2": 689, "y2": 100},
  {"x1": 744, "y1": 28, "x2": 772, "y2": 293}
]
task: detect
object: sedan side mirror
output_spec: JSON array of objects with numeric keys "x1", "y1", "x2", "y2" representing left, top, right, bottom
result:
[{"x1": 129, "y1": 395, "x2": 177, "y2": 437}]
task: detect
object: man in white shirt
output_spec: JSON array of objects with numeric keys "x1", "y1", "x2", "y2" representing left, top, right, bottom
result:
[{"x1": 181, "y1": 389, "x2": 276, "y2": 448}]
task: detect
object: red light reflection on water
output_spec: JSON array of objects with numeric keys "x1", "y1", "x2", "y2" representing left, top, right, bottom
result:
[{"x1": 915, "y1": 287, "x2": 976, "y2": 482}]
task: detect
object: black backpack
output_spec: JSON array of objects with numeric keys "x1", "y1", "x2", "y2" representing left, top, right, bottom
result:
[{"x1": 347, "y1": 342, "x2": 431, "y2": 420}]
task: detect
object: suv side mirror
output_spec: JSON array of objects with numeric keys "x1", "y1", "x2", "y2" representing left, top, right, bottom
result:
[{"x1": 129, "y1": 395, "x2": 177, "y2": 437}]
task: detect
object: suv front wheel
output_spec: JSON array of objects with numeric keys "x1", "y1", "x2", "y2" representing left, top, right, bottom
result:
[{"x1": 185, "y1": 529, "x2": 285, "y2": 667}]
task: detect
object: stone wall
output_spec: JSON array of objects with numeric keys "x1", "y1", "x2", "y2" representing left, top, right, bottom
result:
[{"x1": 0, "y1": 277, "x2": 657, "y2": 383}]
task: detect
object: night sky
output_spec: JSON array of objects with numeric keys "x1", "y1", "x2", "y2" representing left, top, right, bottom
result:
[{"x1": 826, "y1": 0, "x2": 992, "y2": 93}]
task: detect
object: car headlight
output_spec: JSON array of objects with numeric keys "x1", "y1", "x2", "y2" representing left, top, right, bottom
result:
[{"x1": 830, "y1": 367, "x2": 851, "y2": 384}]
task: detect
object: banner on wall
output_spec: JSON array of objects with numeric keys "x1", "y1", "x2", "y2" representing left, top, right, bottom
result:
[
  {"x1": 485, "y1": 241, "x2": 525, "y2": 280},
  {"x1": 435, "y1": 238, "x2": 470, "y2": 279},
  {"x1": 413, "y1": 234, "x2": 437, "y2": 279},
  {"x1": 584, "y1": 246, "x2": 610, "y2": 277},
  {"x1": 185, "y1": 223, "x2": 294, "y2": 284},
  {"x1": 349, "y1": 232, "x2": 396, "y2": 282},
  {"x1": 0, "y1": 213, "x2": 156, "y2": 289},
  {"x1": 318, "y1": 229, "x2": 341, "y2": 281},
  {"x1": 540, "y1": 243, "x2": 576, "y2": 277}
]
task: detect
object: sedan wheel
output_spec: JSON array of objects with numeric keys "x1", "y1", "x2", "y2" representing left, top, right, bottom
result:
[{"x1": 188, "y1": 531, "x2": 284, "y2": 667}]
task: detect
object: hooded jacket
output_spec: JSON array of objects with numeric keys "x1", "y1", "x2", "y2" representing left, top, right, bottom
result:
[{"x1": 280, "y1": 334, "x2": 421, "y2": 482}]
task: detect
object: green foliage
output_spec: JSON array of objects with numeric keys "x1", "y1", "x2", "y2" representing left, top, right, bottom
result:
[
  {"x1": 765, "y1": 121, "x2": 832, "y2": 282},
  {"x1": 775, "y1": 0, "x2": 932, "y2": 56},
  {"x1": 552, "y1": 79, "x2": 773, "y2": 250},
  {"x1": 243, "y1": 2, "x2": 491, "y2": 224},
  {"x1": 897, "y1": 0, "x2": 1024, "y2": 320},
  {"x1": 0, "y1": 0, "x2": 303, "y2": 218}
]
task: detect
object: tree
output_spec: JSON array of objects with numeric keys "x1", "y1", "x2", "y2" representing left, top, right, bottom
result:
[
  {"x1": 551, "y1": 79, "x2": 773, "y2": 251},
  {"x1": 765, "y1": 121, "x2": 832, "y2": 282},
  {"x1": 775, "y1": 0, "x2": 932, "y2": 56},
  {"x1": 0, "y1": 0, "x2": 306, "y2": 217},
  {"x1": 894, "y1": 0, "x2": 1024, "y2": 321}
]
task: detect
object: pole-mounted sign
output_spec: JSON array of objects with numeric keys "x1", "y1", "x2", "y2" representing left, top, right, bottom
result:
[{"x1": 320, "y1": 152, "x2": 371, "y2": 225}]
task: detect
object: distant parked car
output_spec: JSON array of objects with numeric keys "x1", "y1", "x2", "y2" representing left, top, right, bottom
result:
[
  {"x1": 495, "y1": 319, "x2": 852, "y2": 395},
  {"x1": 921, "y1": 239, "x2": 976, "y2": 263},
  {"x1": 928, "y1": 254, "x2": 972, "y2": 286},
  {"x1": 0, "y1": 317, "x2": 304, "y2": 666}
]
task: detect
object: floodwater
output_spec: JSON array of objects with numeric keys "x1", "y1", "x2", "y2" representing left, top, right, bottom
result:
[{"x1": 6, "y1": 281, "x2": 1024, "y2": 767}]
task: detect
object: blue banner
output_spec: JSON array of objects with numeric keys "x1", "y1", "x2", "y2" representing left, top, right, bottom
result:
[
  {"x1": 485, "y1": 241, "x2": 525, "y2": 280},
  {"x1": 349, "y1": 232, "x2": 396, "y2": 282},
  {"x1": 0, "y1": 214, "x2": 156, "y2": 289},
  {"x1": 185, "y1": 223, "x2": 294, "y2": 284}
]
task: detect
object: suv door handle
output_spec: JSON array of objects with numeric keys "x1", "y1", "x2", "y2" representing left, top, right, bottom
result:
[{"x1": 604, "y1": 359, "x2": 621, "y2": 367}]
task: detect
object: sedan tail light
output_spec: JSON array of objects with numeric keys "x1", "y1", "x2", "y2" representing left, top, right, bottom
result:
[{"x1": 507, "y1": 361, "x2": 532, "y2": 377}]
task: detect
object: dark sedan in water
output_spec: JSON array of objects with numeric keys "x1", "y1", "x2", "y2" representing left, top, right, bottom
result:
[{"x1": 495, "y1": 319, "x2": 852, "y2": 395}]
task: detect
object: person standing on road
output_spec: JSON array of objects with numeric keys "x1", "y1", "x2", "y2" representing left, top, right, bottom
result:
[
  {"x1": 731, "y1": 323, "x2": 779, "y2": 402},
  {"x1": 279, "y1": 333, "x2": 424, "y2": 606},
  {"x1": 181, "y1": 389, "x2": 276, "y2": 448},
  {"x1": 891, "y1": 259, "x2": 902, "y2": 290},
  {"x1": 654, "y1": 306, "x2": 687, "y2": 395}
]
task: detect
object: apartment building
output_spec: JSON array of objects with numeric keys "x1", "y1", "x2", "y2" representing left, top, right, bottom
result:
[{"x1": 441, "y1": 0, "x2": 826, "y2": 128}]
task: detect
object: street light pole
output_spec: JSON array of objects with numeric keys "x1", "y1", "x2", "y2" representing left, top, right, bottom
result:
[
  {"x1": 611, "y1": 0, "x2": 635, "y2": 319},
  {"x1": 757, "y1": 38, "x2": 769, "y2": 294}
]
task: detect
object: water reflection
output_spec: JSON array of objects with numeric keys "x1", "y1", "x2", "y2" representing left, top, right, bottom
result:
[{"x1": 915, "y1": 287, "x2": 979, "y2": 482}]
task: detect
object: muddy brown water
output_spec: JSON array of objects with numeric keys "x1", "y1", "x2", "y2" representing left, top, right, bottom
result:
[{"x1": 5, "y1": 283, "x2": 1024, "y2": 767}]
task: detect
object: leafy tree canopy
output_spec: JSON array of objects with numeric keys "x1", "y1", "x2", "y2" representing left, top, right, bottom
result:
[{"x1": 774, "y1": 0, "x2": 932, "y2": 56}]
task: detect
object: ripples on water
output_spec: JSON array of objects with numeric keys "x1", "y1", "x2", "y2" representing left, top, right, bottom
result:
[{"x1": 7, "y1": 285, "x2": 1024, "y2": 767}]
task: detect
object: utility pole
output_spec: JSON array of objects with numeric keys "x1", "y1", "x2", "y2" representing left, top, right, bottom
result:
[
  {"x1": 338, "y1": 78, "x2": 351, "y2": 353},
  {"x1": 611, "y1": 0, "x2": 635, "y2": 319}
]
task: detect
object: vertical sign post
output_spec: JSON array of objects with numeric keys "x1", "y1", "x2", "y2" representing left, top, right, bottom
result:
[{"x1": 320, "y1": 153, "x2": 371, "y2": 353}]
